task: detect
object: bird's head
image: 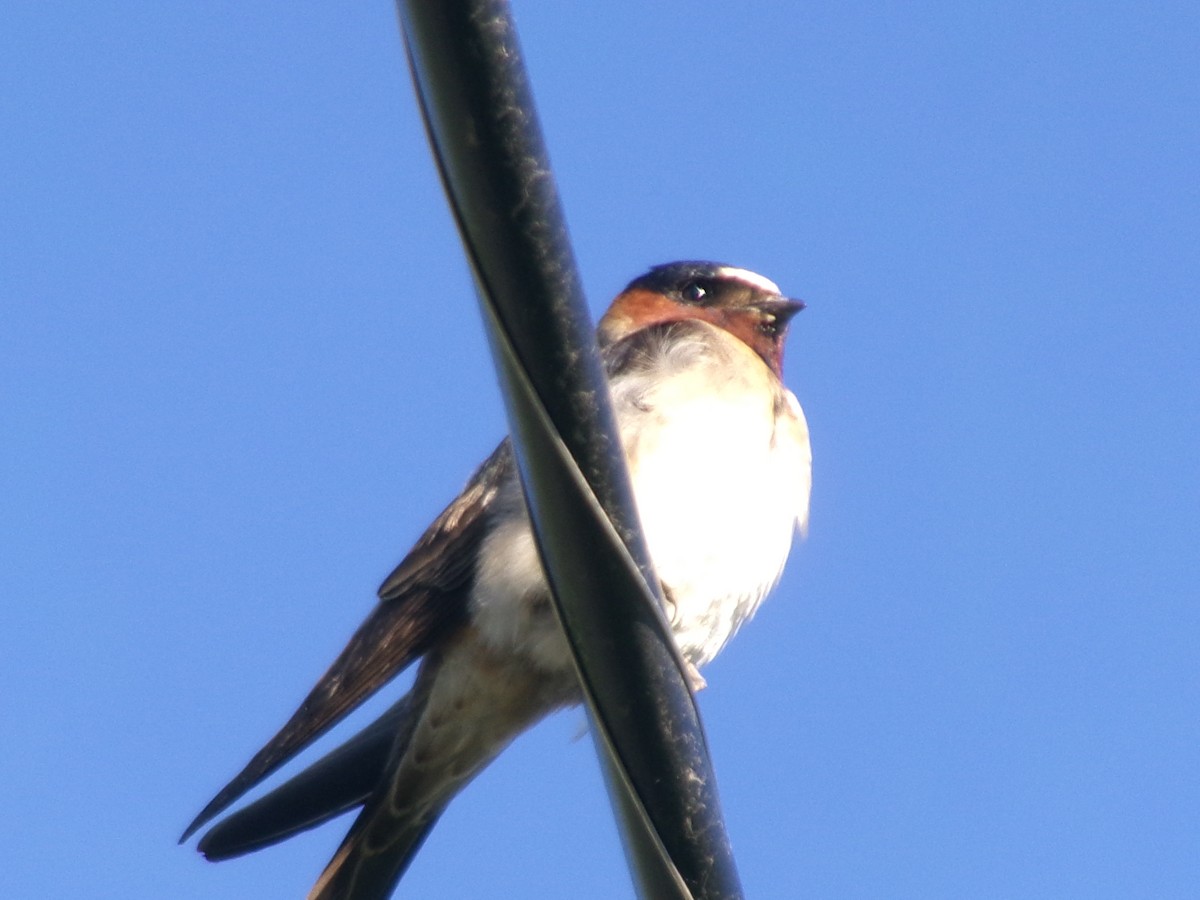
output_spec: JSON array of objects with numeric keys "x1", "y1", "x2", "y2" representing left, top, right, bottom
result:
[{"x1": 599, "y1": 261, "x2": 805, "y2": 377}]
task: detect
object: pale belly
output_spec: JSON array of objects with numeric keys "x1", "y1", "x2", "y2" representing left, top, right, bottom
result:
[
  {"x1": 470, "y1": 326, "x2": 811, "y2": 673},
  {"x1": 623, "y1": 374, "x2": 809, "y2": 665}
]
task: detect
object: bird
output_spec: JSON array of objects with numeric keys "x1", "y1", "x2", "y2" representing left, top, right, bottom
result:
[{"x1": 181, "y1": 261, "x2": 812, "y2": 899}]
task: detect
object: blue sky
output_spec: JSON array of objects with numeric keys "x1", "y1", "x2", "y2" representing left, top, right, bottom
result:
[{"x1": 3, "y1": 2, "x2": 1197, "y2": 897}]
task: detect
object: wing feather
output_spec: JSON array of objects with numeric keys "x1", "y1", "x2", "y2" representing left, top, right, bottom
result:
[{"x1": 181, "y1": 441, "x2": 513, "y2": 842}]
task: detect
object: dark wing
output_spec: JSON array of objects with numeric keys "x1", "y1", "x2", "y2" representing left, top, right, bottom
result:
[
  {"x1": 181, "y1": 440, "x2": 514, "y2": 843},
  {"x1": 375, "y1": 440, "x2": 512, "y2": 602}
]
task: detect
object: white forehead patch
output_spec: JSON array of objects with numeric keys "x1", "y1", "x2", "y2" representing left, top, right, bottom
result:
[{"x1": 714, "y1": 266, "x2": 781, "y2": 295}]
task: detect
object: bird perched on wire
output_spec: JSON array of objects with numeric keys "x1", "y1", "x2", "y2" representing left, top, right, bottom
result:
[{"x1": 182, "y1": 261, "x2": 812, "y2": 899}]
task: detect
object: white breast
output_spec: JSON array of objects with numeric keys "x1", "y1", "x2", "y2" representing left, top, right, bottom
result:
[
  {"x1": 471, "y1": 322, "x2": 811, "y2": 671},
  {"x1": 612, "y1": 324, "x2": 811, "y2": 664}
]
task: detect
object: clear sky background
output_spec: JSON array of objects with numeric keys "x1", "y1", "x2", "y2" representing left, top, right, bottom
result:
[{"x1": 3, "y1": 3, "x2": 1197, "y2": 898}]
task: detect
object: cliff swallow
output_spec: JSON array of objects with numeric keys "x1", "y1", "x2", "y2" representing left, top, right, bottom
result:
[{"x1": 182, "y1": 261, "x2": 812, "y2": 899}]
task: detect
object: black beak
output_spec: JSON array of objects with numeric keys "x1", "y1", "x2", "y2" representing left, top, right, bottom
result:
[{"x1": 755, "y1": 296, "x2": 806, "y2": 325}]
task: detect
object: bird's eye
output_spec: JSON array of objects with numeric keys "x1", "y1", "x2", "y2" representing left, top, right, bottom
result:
[{"x1": 681, "y1": 281, "x2": 707, "y2": 304}]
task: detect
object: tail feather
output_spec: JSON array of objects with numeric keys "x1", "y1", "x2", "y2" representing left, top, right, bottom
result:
[
  {"x1": 307, "y1": 807, "x2": 445, "y2": 900},
  {"x1": 197, "y1": 694, "x2": 414, "y2": 861},
  {"x1": 307, "y1": 633, "x2": 567, "y2": 899}
]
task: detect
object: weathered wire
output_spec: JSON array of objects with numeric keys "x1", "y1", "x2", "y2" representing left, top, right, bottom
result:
[{"x1": 394, "y1": 3, "x2": 746, "y2": 898}]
